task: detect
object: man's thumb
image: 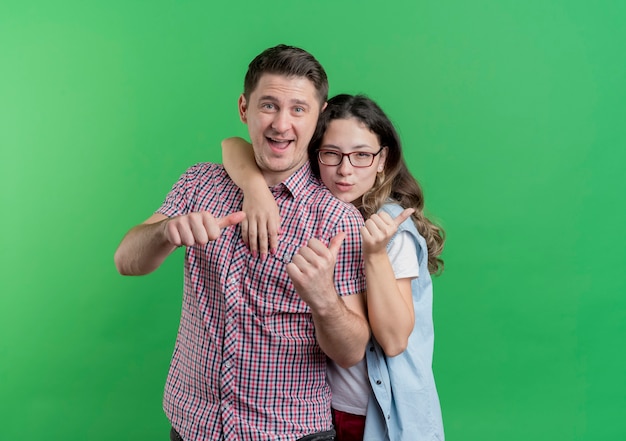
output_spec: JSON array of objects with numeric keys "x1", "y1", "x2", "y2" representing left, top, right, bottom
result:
[
  {"x1": 218, "y1": 211, "x2": 247, "y2": 229},
  {"x1": 329, "y1": 232, "x2": 346, "y2": 259}
]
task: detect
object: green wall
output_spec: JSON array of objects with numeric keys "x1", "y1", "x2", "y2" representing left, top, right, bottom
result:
[{"x1": 2, "y1": 1, "x2": 624, "y2": 439}]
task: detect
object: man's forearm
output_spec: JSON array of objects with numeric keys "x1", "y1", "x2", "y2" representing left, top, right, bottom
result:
[
  {"x1": 114, "y1": 218, "x2": 177, "y2": 276},
  {"x1": 311, "y1": 294, "x2": 370, "y2": 368}
]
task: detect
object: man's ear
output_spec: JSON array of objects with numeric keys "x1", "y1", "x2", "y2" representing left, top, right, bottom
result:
[
  {"x1": 321, "y1": 101, "x2": 328, "y2": 113},
  {"x1": 238, "y1": 94, "x2": 248, "y2": 123}
]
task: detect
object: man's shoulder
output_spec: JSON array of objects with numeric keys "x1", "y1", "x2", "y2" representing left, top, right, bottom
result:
[
  {"x1": 307, "y1": 184, "x2": 360, "y2": 215},
  {"x1": 177, "y1": 162, "x2": 230, "y2": 184},
  {"x1": 302, "y1": 188, "x2": 363, "y2": 230},
  {"x1": 183, "y1": 161, "x2": 224, "y2": 176}
]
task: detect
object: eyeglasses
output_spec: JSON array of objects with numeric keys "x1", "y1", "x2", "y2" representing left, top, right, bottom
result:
[{"x1": 317, "y1": 147, "x2": 384, "y2": 168}]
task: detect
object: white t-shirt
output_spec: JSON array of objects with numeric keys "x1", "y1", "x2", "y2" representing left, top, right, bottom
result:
[{"x1": 327, "y1": 230, "x2": 419, "y2": 415}]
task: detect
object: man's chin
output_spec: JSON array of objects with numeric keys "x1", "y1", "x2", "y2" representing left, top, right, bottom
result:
[{"x1": 261, "y1": 157, "x2": 307, "y2": 174}]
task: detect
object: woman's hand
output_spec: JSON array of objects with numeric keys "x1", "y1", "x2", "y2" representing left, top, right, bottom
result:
[
  {"x1": 240, "y1": 190, "x2": 281, "y2": 259},
  {"x1": 221, "y1": 136, "x2": 281, "y2": 259},
  {"x1": 361, "y1": 208, "x2": 415, "y2": 255}
]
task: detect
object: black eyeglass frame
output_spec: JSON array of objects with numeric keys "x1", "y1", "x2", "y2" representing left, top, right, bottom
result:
[{"x1": 317, "y1": 147, "x2": 384, "y2": 168}]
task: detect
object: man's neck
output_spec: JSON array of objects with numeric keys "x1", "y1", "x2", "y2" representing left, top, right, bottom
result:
[{"x1": 261, "y1": 162, "x2": 308, "y2": 187}]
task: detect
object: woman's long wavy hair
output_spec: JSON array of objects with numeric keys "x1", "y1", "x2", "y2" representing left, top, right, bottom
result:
[{"x1": 309, "y1": 94, "x2": 445, "y2": 274}]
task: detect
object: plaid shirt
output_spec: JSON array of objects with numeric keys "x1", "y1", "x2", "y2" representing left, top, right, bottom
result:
[{"x1": 157, "y1": 162, "x2": 366, "y2": 441}]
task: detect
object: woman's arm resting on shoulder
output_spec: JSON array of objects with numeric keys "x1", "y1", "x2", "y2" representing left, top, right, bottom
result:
[{"x1": 221, "y1": 136, "x2": 281, "y2": 258}]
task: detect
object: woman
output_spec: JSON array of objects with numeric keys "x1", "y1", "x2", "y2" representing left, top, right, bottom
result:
[{"x1": 222, "y1": 94, "x2": 445, "y2": 440}]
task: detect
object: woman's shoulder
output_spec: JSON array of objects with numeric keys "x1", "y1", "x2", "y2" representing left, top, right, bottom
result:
[
  {"x1": 378, "y1": 200, "x2": 404, "y2": 215},
  {"x1": 379, "y1": 201, "x2": 413, "y2": 231}
]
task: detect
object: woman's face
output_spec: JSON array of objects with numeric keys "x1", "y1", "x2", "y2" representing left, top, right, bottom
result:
[{"x1": 317, "y1": 117, "x2": 387, "y2": 205}]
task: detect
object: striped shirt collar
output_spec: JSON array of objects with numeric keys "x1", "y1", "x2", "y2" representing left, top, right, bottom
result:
[{"x1": 270, "y1": 161, "x2": 315, "y2": 200}]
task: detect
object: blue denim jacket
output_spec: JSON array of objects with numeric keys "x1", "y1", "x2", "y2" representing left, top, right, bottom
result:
[{"x1": 364, "y1": 203, "x2": 445, "y2": 441}]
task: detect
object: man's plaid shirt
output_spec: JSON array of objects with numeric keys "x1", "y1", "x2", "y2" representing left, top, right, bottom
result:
[{"x1": 157, "y1": 161, "x2": 366, "y2": 441}]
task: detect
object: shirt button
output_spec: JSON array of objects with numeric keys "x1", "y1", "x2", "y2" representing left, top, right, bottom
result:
[
  {"x1": 225, "y1": 361, "x2": 232, "y2": 368},
  {"x1": 376, "y1": 380, "x2": 382, "y2": 385}
]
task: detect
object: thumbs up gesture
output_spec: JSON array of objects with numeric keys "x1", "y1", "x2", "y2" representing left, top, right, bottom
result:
[
  {"x1": 287, "y1": 233, "x2": 346, "y2": 308},
  {"x1": 165, "y1": 210, "x2": 246, "y2": 247},
  {"x1": 361, "y1": 208, "x2": 415, "y2": 256}
]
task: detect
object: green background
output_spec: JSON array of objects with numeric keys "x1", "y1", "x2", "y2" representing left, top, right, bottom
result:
[{"x1": 2, "y1": 0, "x2": 625, "y2": 439}]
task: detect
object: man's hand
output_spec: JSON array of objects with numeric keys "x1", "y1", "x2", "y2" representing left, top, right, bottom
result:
[
  {"x1": 287, "y1": 232, "x2": 370, "y2": 367},
  {"x1": 286, "y1": 233, "x2": 346, "y2": 309},
  {"x1": 164, "y1": 211, "x2": 246, "y2": 247}
]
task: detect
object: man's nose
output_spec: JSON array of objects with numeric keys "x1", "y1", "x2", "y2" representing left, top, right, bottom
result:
[{"x1": 271, "y1": 110, "x2": 291, "y2": 133}]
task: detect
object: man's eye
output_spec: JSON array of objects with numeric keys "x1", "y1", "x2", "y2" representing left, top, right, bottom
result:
[
  {"x1": 262, "y1": 103, "x2": 275, "y2": 110},
  {"x1": 294, "y1": 107, "x2": 305, "y2": 113}
]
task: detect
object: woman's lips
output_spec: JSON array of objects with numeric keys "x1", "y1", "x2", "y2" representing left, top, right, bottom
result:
[{"x1": 335, "y1": 182, "x2": 353, "y2": 191}]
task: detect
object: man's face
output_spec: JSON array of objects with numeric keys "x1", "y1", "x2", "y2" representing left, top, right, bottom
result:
[{"x1": 238, "y1": 74, "x2": 323, "y2": 186}]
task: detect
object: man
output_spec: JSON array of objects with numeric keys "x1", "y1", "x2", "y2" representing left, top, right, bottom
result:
[{"x1": 114, "y1": 44, "x2": 370, "y2": 441}]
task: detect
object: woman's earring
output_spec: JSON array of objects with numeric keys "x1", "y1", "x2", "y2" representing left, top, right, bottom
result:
[{"x1": 376, "y1": 169, "x2": 385, "y2": 185}]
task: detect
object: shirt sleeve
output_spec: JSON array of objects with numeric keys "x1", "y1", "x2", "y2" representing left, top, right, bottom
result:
[
  {"x1": 157, "y1": 169, "x2": 194, "y2": 217},
  {"x1": 157, "y1": 163, "x2": 216, "y2": 217},
  {"x1": 387, "y1": 230, "x2": 419, "y2": 279},
  {"x1": 333, "y1": 209, "x2": 367, "y2": 297}
]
